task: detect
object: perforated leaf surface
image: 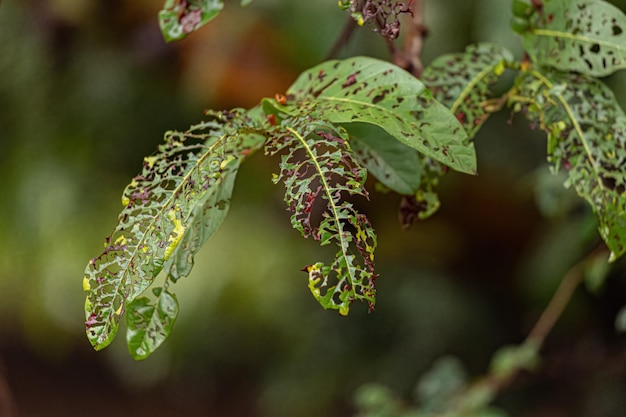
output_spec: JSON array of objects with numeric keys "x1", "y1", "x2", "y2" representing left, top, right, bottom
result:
[
  {"x1": 513, "y1": 69, "x2": 626, "y2": 260},
  {"x1": 265, "y1": 118, "x2": 377, "y2": 315},
  {"x1": 84, "y1": 111, "x2": 264, "y2": 350},
  {"x1": 159, "y1": 0, "x2": 224, "y2": 42},
  {"x1": 285, "y1": 57, "x2": 476, "y2": 175},
  {"x1": 520, "y1": 0, "x2": 626, "y2": 76},
  {"x1": 423, "y1": 43, "x2": 514, "y2": 140},
  {"x1": 126, "y1": 288, "x2": 179, "y2": 360}
]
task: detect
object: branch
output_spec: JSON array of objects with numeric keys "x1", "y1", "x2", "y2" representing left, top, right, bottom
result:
[
  {"x1": 525, "y1": 259, "x2": 585, "y2": 345},
  {"x1": 395, "y1": 0, "x2": 427, "y2": 77},
  {"x1": 326, "y1": 16, "x2": 359, "y2": 60},
  {"x1": 441, "y1": 246, "x2": 609, "y2": 414},
  {"x1": 0, "y1": 357, "x2": 18, "y2": 417}
]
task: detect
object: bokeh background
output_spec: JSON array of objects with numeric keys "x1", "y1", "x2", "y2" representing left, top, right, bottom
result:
[{"x1": 1, "y1": 1, "x2": 625, "y2": 416}]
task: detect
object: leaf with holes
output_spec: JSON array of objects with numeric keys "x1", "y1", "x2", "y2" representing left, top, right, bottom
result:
[
  {"x1": 417, "y1": 43, "x2": 513, "y2": 223},
  {"x1": 159, "y1": 0, "x2": 224, "y2": 42},
  {"x1": 519, "y1": 0, "x2": 626, "y2": 77},
  {"x1": 83, "y1": 110, "x2": 265, "y2": 351},
  {"x1": 346, "y1": 123, "x2": 422, "y2": 195},
  {"x1": 423, "y1": 43, "x2": 514, "y2": 141},
  {"x1": 126, "y1": 288, "x2": 179, "y2": 360},
  {"x1": 280, "y1": 56, "x2": 476, "y2": 175},
  {"x1": 512, "y1": 69, "x2": 626, "y2": 260},
  {"x1": 265, "y1": 117, "x2": 377, "y2": 315}
]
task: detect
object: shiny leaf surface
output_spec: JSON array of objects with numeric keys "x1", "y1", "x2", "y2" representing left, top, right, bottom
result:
[{"x1": 285, "y1": 57, "x2": 476, "y2": 175}]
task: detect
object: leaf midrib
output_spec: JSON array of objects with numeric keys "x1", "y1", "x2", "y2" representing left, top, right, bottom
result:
[
  {"x1": 532, "y1": 29, "x2": 626, "y2": 54},
  {"x1": 92, "y1": 132, "x2": 228, "y2": 347},
  {"x1": 286, "y1": 126, "x2": 357, "y2": 295},
  {"x1": 531, "y1": 70, "x2": 607, "y2": 200},
  {"x1": 313, "y1": 95, "x2": 472, "y2": 173}
]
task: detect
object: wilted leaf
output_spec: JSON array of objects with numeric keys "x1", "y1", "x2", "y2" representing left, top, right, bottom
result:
[
  {"x1": 512, "y1": 69, "x2": 626, "y2": 260},
  {"x1": 284, "y1": 56, "x2": 476, "y2": 175},
  {"x1": 265, "y1": 117, "x2": 377, "y2": 315},
  {"x1": 520, "y1": 0, "x2": 626, "y2": 77},
  {"x1": 84, "y1": 110, "x2": 264, "y2": 351},
  {"x1": 423, "y1": 43, "x2": 514, "y2": 140}
]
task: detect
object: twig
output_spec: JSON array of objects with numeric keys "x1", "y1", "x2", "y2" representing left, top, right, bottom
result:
[
  {"x1": 397, "y1": 0, "x2": 426, "y2": 77},
  {"x1": 526, "y1": 260, "x2": 586, "y2": 345},
  {"x1": 326, "y1": 16, "x2": 359, "y2": 60},
  {"x1": 0, "y1": 356, "x2": 19, "y2": 417},
  {"x1": 440, "y1": 246, "x2": 608, "y2": 414}
]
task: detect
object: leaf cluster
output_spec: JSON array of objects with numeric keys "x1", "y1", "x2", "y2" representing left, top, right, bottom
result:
[
  {"x1": 84, "y1": 55, "x2": 474, "y2": 358},
  {"x1": 84, "y1": 0, "x2": 626, "y2": 364}
]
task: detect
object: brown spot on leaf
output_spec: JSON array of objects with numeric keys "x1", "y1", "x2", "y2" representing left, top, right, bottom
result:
[{"x1": 342, "y1": 72, "x2": 359, "y2": 88}]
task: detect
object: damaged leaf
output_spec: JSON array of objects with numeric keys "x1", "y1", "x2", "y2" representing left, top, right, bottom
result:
[
  {"x1": 83, "y1": 110, "x2": 264, "y2": 352},
  {"x1": 265, "y1": 118, "x2": 377, "y2": 315},
  {"x1": 423, "y1": 43, "x2": 514, "y2": 141},
  {"x1": 512, "y1": 69, "x2": 626, "y2": 260},
  {"x1": 519, "y1": 0, "x2": 626, "y2": 76},
  {"x1": 159, "y1": 0, "x2": 224, "y2": 42},
  {"x1": 284, "y1": 56, "x2": 477, "y2": 175}
]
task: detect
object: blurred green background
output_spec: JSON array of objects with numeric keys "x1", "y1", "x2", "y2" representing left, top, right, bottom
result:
[{"x1": 1, "y1": 1, "x2": 625, "y2": 416}]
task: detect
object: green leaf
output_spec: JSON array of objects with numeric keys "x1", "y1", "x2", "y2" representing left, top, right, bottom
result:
[
  {"x1": 422, "y1": 43, "x2": 514, "y2": 141},
  {"x1": 584, "y1": 252, "x2": 611, "y2": 293},
  {"x1": 512, "y1": 69, "x2": 626, "y2": 261},
  {"x1": 520, "y1": 0, "x2": 626, "y2": 77},
  {"x1": 84, "y1": 110, "x2": 264, "y2": 351},
  {"x1": 512, "y1": 0, "x2": 536, "y2": 19},
  {"x1": 347, "y1": 123, "x2": 422, "y2": 195},
  {"x1": 241, "y1": 0, "x2": 253, "y2": 5},
  {"x1": 159, "y1": 0, "x2": 224, "y2": 42},
  {"x1": 285, "y1": 56, "x2": 476, "y2": 175},
  {"x1": 489, "y1": 343, "x2": 539, "y2": 378},
  {"x1": 415, "y1": 356, "x2": 468, "y2": 413},
  {"x1": 265, "y1": 118, "x2": 377, "y2": 315},
  {"x1": 126, "y1": 288, "x2": 179, "y2": 360},
  {"x1": 353, "y1": 383, "x2": 404, "y2": 417}
]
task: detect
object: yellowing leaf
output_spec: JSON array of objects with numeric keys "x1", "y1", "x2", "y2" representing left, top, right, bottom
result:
[
  {"x1": 82, "y1": 276, "x2": 90, "y2": 292},
  {"x1": 83, "y1": 110, "x2": 265, "y2": 352}
]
